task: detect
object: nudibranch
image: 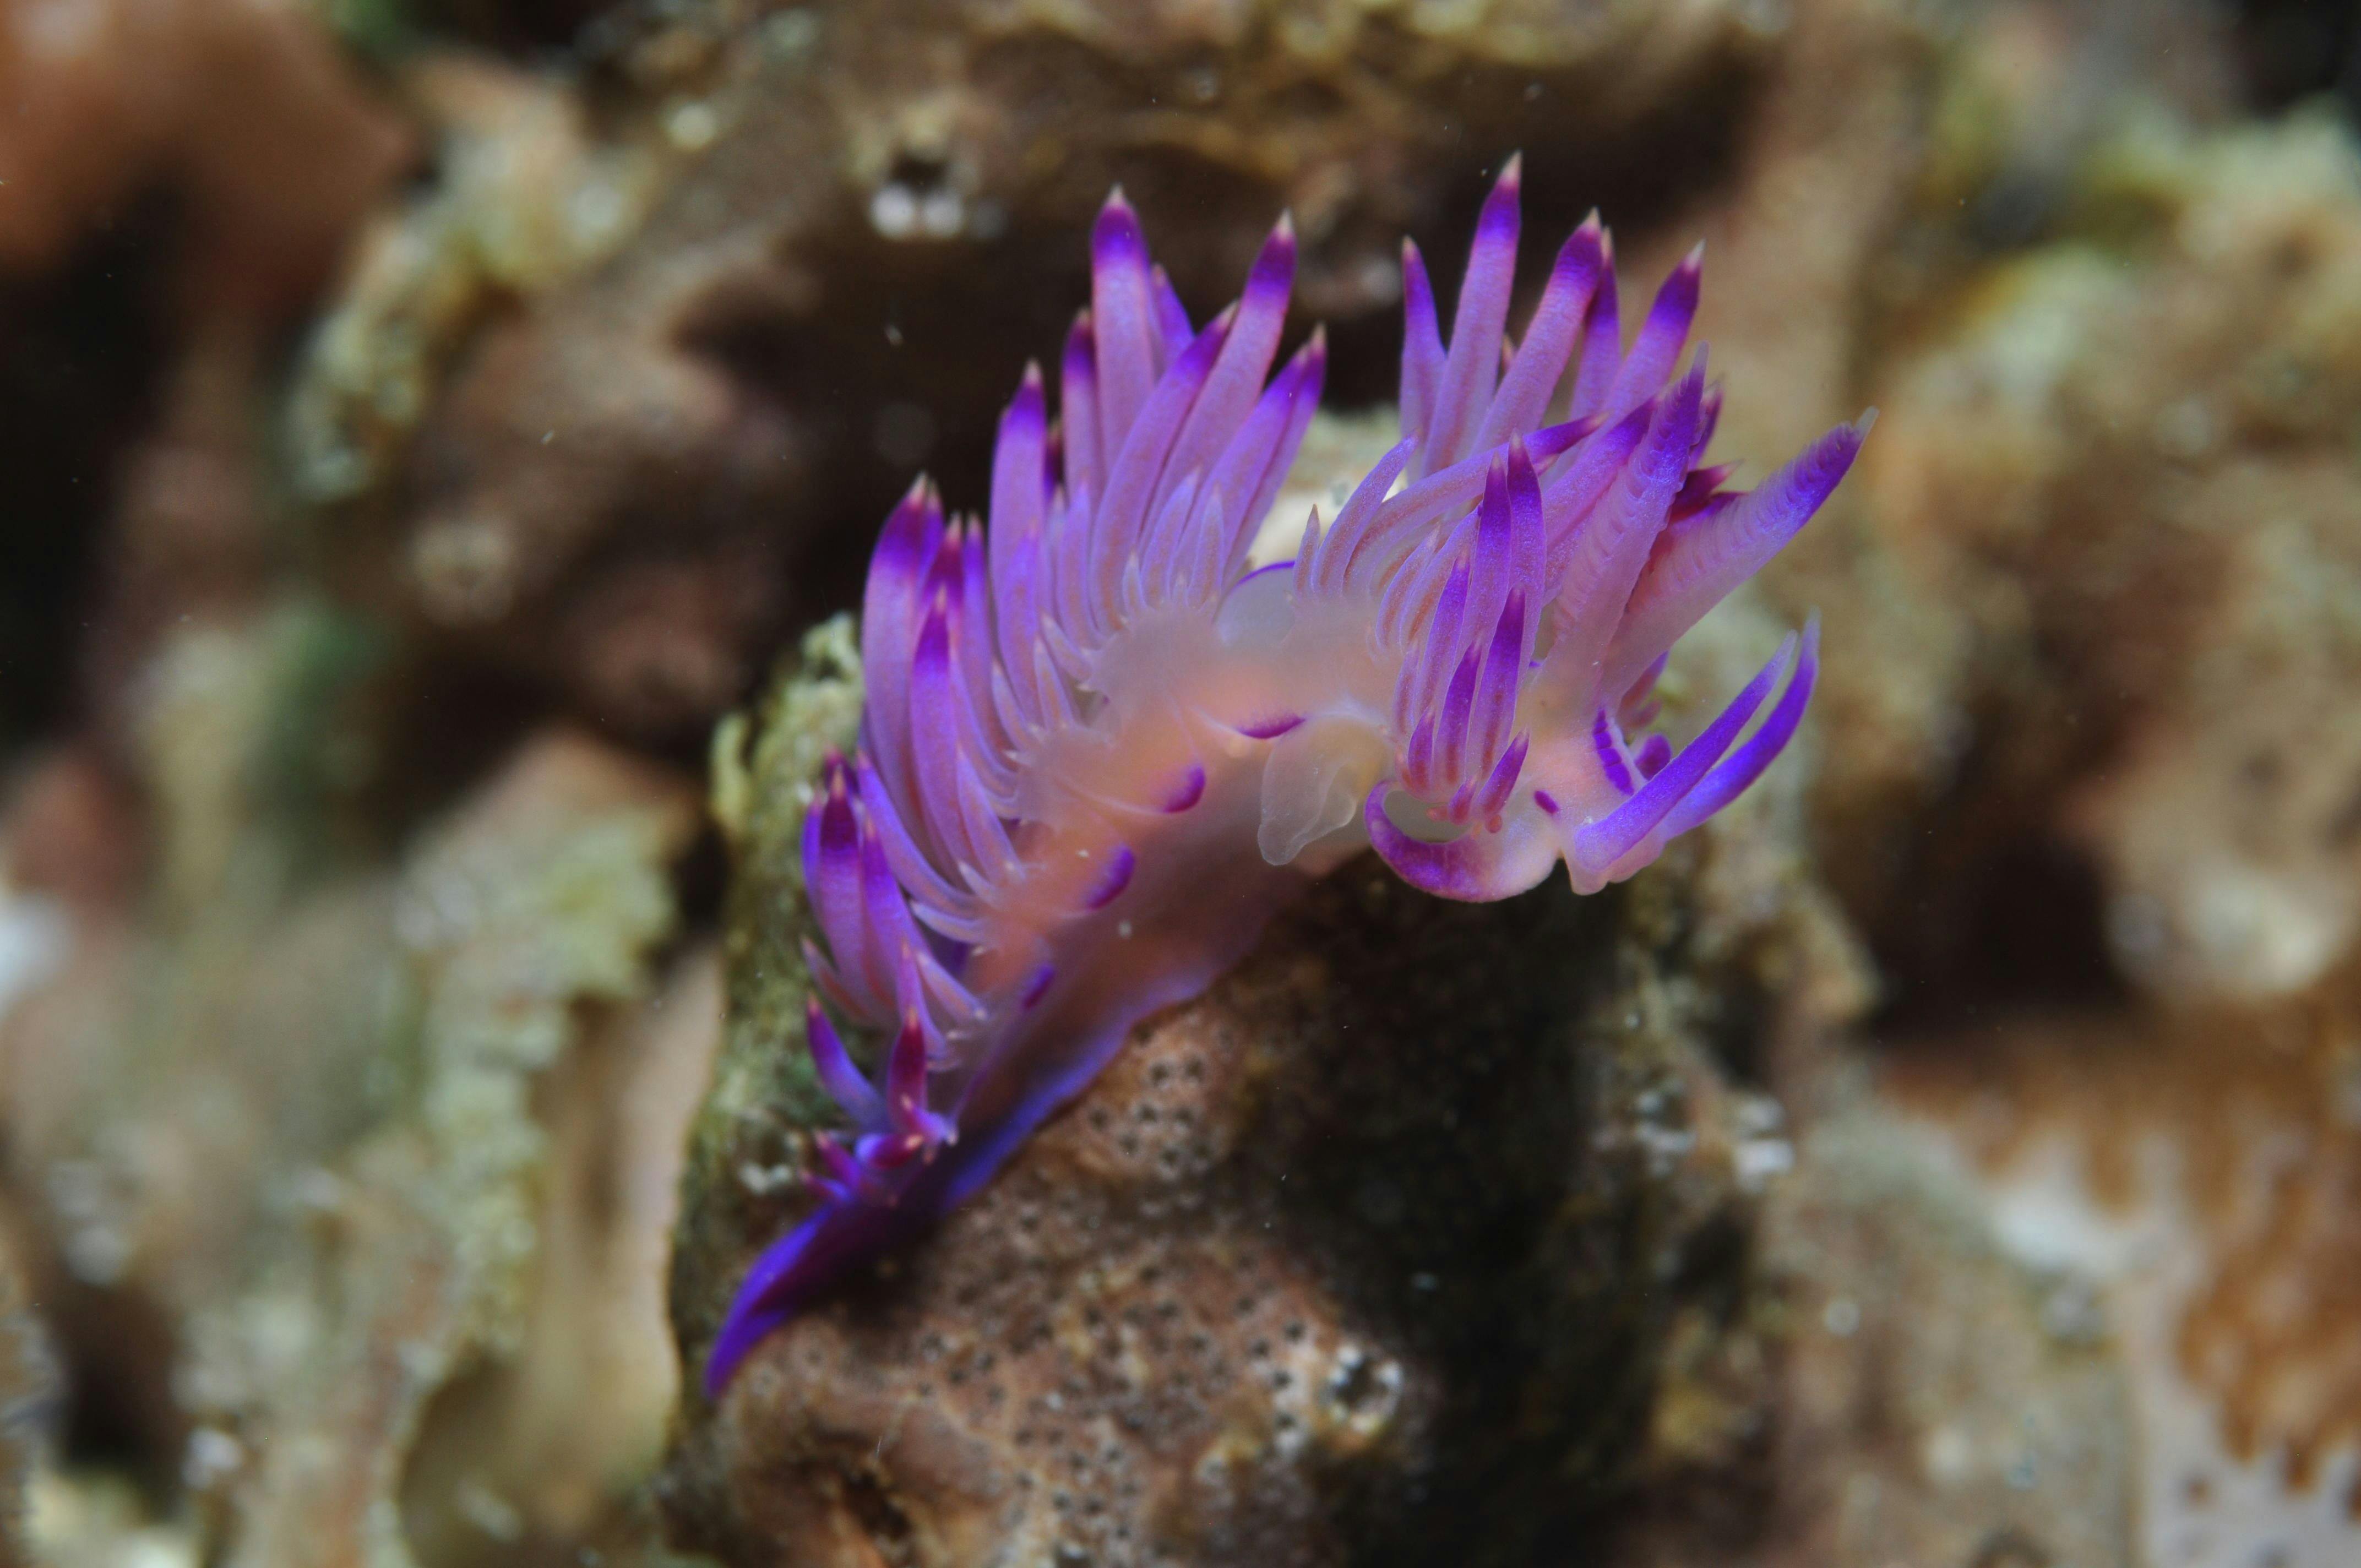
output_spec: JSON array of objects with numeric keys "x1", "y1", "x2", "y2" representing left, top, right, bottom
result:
[{"x1": 706, "y1": 157, "x2": 1867, "y2": 1393}]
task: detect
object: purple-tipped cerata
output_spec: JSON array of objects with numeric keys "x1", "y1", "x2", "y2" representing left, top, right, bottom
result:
[{"x1": 705, "y1": 164, "x2": 1868, "y2": 1395}]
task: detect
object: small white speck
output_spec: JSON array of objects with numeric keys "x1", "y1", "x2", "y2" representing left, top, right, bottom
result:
[
  {"x1": 918, "y1": 187, "x2": 964, "y2": 238},
  {"x1": 1117, "y1": 920, "x2": 1134, "y2": 938},
  {"x1": 541, "y1": 429, "x2": 554, "y2": 444},
  {"x1": 0, "y1": 890, "x2": 71, "y2": 1018},
  {"x1": 184, "y1": 1427, "x2": 245, "y2": 1489},
  {"x1": 761, "y1": 8, "x2": 819, "y2": 57},
  {"x1": 1922, "y1": 1424, "x2": 1974, "y2": 1487},
  {"x1": 456, "y1": 1477, "x2": 525, "y2": 1541},
  {"x1": 1732, "y1": 1136, "x2": 1793, "y2": 1191},
  {"x1": 567, "y1": 181, "x2": 627, "y2": 247},
  {"x1": 1822, "y1": 1297, "x2": 1860, "y2": 1337},
  {"x1": 663, "y1": 99, "x2": 720, "y2": 151},
  {"x1": 737, "y1": 1160, "x2": 801, "y2": 1195},
  {"x1": 871, "y1": 183, "x2": 920, "y2": 239}
]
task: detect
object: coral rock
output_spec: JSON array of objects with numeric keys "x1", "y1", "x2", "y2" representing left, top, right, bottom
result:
[
  {"x1": 0, "y1": 676, "x2": 710, "y2": 1565},
  {"x1": 667, "y1": 606, "x2": 1863, "y2": 1565},
  {"x1": 1859, "y1": 113, "x2": 2361, "y2": 1006},
  {"x1": 1887, "y1": 974, "x2": 2361, "y2": 1566},
  {"x1": 0, "y1": 0, "x2": 409, "y2": 313}
]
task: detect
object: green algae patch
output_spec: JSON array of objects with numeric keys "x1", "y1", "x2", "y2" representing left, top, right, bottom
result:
[{"x1": 671, "y1": 616, "x2": 862, "y2": 1366}]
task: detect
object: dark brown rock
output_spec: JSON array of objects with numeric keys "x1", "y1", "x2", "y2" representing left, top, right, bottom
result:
[
  {"x1": 0, "y1": 0, "x2": 410, "y2": 313},
  {"x1": 291, "y1": 0, "x2": 1782, "y2": 737},
  {"x1": 665, "y1": 614, "x2": 1878, "y2": 1567}
]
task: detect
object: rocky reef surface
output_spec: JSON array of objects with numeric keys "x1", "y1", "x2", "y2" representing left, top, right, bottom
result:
[
  {"x1": 665, "y1": 607, "x2": 1879, "y2": 1567},
  {"x1": 0, "y1": 0, "x2": 2357, "y2": 1564}
]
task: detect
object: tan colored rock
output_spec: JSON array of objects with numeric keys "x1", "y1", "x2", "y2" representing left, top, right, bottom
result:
[
  {"x1": 0, "y1": 662, "x2": 713, "y2": 1565},
  {"x1": 83, "y1": 331, "x2": 281, "y2": 747},
  {"x1": 1749, "y1": 1111, "x2": 2136, "y2": 1568},
  {"x1": 218, "y1": 732, "x2": 704, "y2": 1568},
  {"x1": 0, "y1": 1224, "x2": 56, "y2": 1568},
  {"x1": 1885, "y1": 972, "x2": 2361, "y2": 1566},
  {"x1": 1677, "y1": 0, "x2": 1972, "y2": 929},
  {"x1": 1858, "y1": 112, "x2": 2361, "y2": 1005},
  {"x1": 398, "y1": 946, "x2": 727, "y2": 1567}
]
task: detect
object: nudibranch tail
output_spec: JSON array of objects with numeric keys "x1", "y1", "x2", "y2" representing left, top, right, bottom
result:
[{"x1": 706, "y1": 161, "x2": 1865, "y2": 1396}]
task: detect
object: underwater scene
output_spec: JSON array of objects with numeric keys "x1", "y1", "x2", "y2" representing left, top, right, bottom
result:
[{"x1": 1, "y1": 2, "x2": 2358, "y2": 1565}]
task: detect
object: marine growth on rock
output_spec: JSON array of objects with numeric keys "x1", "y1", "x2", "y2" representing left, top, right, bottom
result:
[{"x1": 707, "y1": 157, "x2": 1868, "y2": 1393}]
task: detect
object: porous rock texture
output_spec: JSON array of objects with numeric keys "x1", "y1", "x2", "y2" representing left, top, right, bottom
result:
[
  {"x1": 662, "y1": 592, "x2": 2143, "y2": 1566},
  {"x1": 665, "y1": 621, "x2": 1797, "y2": 1566},
  {"x1": 1885, "y1": 964, "x2": 2361, "y2": 1566}
]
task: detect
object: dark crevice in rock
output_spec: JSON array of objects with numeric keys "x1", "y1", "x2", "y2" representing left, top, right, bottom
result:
[
  {"x1": 0, "y1": 194, "x2": 177, "y2": 751},
  {"x1": 1874, "y1": 829, "x2": 2128, "y2": 1033},
  {"x1": 2231, "y1": 0, "x2": 2361, "y2": 118}
]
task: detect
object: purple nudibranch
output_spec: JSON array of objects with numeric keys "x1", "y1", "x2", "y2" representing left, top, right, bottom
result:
[{"x1": 706, "y1": 157, "x2": 1868, "y2": 1395}]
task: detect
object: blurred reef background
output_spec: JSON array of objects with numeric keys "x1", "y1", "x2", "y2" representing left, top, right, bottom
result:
[{"x1": 2, "y1": 1, "x2": 2360, "y2": 1564}]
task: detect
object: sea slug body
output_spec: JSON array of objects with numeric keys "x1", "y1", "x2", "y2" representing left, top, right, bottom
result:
[{"x1": 706, "y1": 157, "x2": 1868, "y2": 1393}]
